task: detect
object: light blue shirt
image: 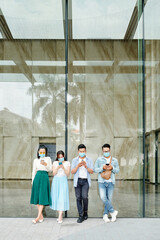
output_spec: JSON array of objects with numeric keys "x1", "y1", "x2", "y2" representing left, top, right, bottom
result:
[
  {"x1": 94, "y1": 156, "x2": 120, "y2": 185},
  {"x1": 71, "y1": 156, "x2": 94, "y2": 187}
]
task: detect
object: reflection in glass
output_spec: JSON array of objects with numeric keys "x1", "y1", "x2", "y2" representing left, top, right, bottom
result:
[{"x1": 0, "y1": 0, "x2": 64, "y2": 39}]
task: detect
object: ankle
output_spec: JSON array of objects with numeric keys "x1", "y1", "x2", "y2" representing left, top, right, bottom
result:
[{"x1": 58, "y1": 216, "x2": 63, "y2": 220}]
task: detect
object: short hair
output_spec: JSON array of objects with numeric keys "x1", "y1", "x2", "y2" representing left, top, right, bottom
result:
[
  {"x1": 37, "y1": 144, "x2": 48, "y2": 158},
  {"x1": 56, "y1": 150, "x2": 67, "y2": 161},
  {"x1": 78, "y1": 144, "x2": 86, "y2": 150},
  {"x1": 102, "y1": 144, "x2": 110, "y2": 150}
]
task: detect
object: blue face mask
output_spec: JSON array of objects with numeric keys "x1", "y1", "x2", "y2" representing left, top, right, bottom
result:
[
  {"x1": 39, "y1": 153, "x2": 45, "y2": 158},
  {"x1": 79, "y1": 152, "x2": 86, "y2": 158},
  {"x1": 104, "y1": 152, "x2": 110, "y2": 158},
  {"x1": 58, "y1": 157, "x2": 64, "y2": 162}
]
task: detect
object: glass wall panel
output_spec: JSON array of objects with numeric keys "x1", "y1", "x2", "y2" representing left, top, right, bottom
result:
[
  {"x1": 144, "y1": 0, "x2": 160, "y2": 217},
  {"x1": 72, "y1": 0, "x2": 137, "y2": 39},
  {"x1": 68, "y1": 0, "x2": 143, "y2": 217},
  {"x1": 0, "y1": 1, "x2": 66, "y2": 217},
  {"x1": 0, "y1": 0, "x2": 64, "y2": 39}
]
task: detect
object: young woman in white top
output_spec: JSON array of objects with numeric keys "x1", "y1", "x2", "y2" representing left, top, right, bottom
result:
[
  {"x1": 30, "y1": 145, "x2": 52, "y2": 224},
  {"x1": 50, "y1": 150, "x2": 70, "y2": 223}
]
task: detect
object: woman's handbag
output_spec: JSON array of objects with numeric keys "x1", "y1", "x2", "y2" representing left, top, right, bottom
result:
[{"x1": 101, "y1": 157, "x2": 112, "y2": 180}]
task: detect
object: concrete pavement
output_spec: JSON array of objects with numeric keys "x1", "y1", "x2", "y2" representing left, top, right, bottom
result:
[{"x1": 0, "y1": 218, "x2": 160, "y2": 240}]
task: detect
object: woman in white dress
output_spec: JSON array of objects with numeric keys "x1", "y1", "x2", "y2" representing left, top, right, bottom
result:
[
  {"x1": 50, "y1": 150, "x2": 70, "y2": 223},
  {"x1": 30, "y1": 145, "x2": 52, "y2": 224}
]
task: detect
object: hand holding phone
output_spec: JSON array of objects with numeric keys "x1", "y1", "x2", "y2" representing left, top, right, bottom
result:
[
  {"x1": 82, "y1": 161, "x2": 87, "y2": 168},
  {"x1": 41, "y1": 159, "x2": 44, "y2": 164}
]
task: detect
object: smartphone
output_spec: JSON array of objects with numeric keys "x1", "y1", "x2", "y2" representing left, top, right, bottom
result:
[
  {"x1": 81, "y1": 160, "x2": 85, "y2": 165},
  {"x1": 59, "y1": 162, "x2": 62, "y2": 165}
]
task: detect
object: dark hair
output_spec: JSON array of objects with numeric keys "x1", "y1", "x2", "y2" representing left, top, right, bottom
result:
[
  {"x1": 56, "y1": 150, "x2": 67, "y2": 161},
  {"x1": 37, "y1": 145, "x2": 48, "y2": 158},
  {"x1": 78, "y1": 144, "x2": 86, "y2": 150},
  {"x1": 102, "y1": 144, "x2": 111, "y2": 150}
]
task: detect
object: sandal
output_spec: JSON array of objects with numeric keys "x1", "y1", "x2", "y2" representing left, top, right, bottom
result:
[
  {"x1": 39, "y1": 218, "x2": 44, "y2": 223},
  {"x1": 32, "y1": 219, "x2": 38, "y2": 224}
]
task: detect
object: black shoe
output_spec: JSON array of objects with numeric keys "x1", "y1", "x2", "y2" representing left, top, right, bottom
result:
[
  {"x1": 77, "y1": 216, "x2": 84, "y2": 223},
  {"x1": 83, "y1": 212, "x2": 88, "y2": 220}
]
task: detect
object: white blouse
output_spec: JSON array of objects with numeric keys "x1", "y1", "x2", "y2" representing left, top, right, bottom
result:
[
  {"x1": 53, "y1": 161, "x2": 70, "y2": 177},
  {"x1": 32, "y1": 157, "x2": 52, "y2": 183}
]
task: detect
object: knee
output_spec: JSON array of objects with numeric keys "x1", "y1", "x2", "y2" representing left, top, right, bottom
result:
[
  {"x1": 76, "y1": 195, "x2": 82, "y2": 201},
  {"x1": 108, "y1": 190, "x2": 114, "y2": 202},
  {"x1": 82, "y1": 195, "x2": 88, "y2": 200},
  {"x1": 108, "y1": 194, "x2": 113, "y2": 202},
  {"x1": 100, "y1": 196, "x2": 107, "y2": 203},
  {"x1": 99, "y1": 192, "x2": 107, "y2": 203}
]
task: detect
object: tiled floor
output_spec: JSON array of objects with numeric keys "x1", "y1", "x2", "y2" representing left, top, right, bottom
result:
[
  {"x1": 0, "y1": 218, "x2": 160, "y2": 240},
  {"x1": 0, "y1": 180, "x2": 160, "y2": 217}
]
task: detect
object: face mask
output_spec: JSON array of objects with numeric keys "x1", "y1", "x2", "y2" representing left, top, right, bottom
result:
[
  {"x1": 104, "y1": 152, "x2": 110, "y2": 158},
  {"x1": 58, "y1": 157, "x2": 64, "y2": 162},
  {"x1": 39, "y1": 153, "x2": 45, "y2": 158},
  {"x1": 79, "y1": 152, "x2": 86, "y2": 158}
]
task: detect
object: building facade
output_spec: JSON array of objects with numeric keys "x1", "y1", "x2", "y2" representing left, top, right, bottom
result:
[{"x1": 0, "y1": 0, "x2": 160, "y2": 217}]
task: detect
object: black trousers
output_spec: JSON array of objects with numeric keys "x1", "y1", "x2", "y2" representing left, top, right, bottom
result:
[{"x1": 75, "y1": 178, "x2": 89, "y2": 216}]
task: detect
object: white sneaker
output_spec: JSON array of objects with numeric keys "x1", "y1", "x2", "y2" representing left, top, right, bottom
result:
[
  {"x1": 110, "y1": 210, "x2": 118, "y2": 222},
  {"x1": 103, "y1": 214, "x2": 110, "y2": 223}
]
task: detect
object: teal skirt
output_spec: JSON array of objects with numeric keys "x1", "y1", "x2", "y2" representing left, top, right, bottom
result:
[{"x1": 30, "y1": 171, "x2": 51, "y2": 206}]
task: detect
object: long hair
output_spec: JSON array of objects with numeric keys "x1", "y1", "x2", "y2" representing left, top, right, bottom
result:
[
  {"x1": 55, "y1": 150, "x2": 67, "y2": 161},
  {"x1": 37, "y1": 145, "x2": 48, "y2": 159}
]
